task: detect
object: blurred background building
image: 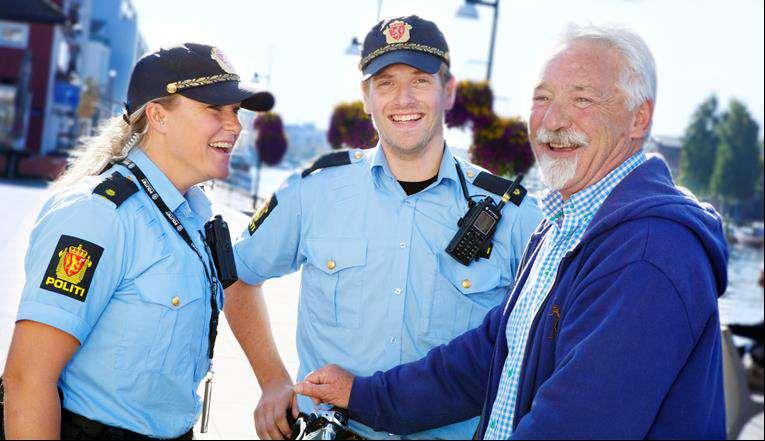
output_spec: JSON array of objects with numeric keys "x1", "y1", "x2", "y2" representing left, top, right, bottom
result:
[{"x1": 0, "y1": 0, "x2": 146, "y2": 179}]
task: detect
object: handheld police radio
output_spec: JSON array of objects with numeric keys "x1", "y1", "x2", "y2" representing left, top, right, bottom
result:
[{"x1": 446, "y1": 165, "x2": 524, "y2": 266}]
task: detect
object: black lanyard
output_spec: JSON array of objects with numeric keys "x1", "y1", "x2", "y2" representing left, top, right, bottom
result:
[{"x1": 119, "y1": 158, "x2": 220, "y2": 360}]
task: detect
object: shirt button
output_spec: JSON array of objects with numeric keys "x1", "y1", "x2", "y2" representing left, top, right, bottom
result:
[
  {"x1": 393, "y1": 288, "x2": 402, "y2": 295},
  {"x1": 399, "y1": 242, "x2": 406, "y2": 248},
  {"x1": 354, "y1": 151, "x2": 364, "y2": 160},
  {"x1": 462, "y1": 279, "x2": 472, "y2": 289},
  {"x1": 466, "y1": 170, "x2": 475, "y2": 179},
  {"x1": 326, "y1": 260, "x2": 336, "y2": 270},
  {"x1": 389, "y1": 337, "x2": 397, "y2": 344},
  {"x1": 171, "y1": 296, "x2": 181, "y2": 307}
]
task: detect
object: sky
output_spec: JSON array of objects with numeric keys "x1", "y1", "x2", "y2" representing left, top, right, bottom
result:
[{"x1": 131, "y1": 0, "x2": 764, "y2": 142}]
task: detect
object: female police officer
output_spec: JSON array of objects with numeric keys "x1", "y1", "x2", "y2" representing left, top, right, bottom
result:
[{"x1": 2, "y1": 43, "x2": 273, "y2": 439}]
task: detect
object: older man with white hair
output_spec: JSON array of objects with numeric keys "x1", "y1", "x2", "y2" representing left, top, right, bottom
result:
[{"x1": 295, "y1": 25, "x2": 729, "y2": 439}]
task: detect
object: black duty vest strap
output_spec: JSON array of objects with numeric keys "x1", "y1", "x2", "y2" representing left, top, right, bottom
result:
[
  {"x1": 301, "y1": 151, "x2": 352, "y2": 178},
  {"x1": 92, "y1": 172, "x2": 139, "y2": 208},
  {"x1": 473, "y1": 171, "x2": 528, "y2": 206},
  {"x1": 118, "y1": 158, "x2": 219, "y2": 360}
]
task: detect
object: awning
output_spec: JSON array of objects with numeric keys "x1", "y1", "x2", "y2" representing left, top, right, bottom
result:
[{"x1": 0, "y1": 0, "x2": 66, "y2": 25}]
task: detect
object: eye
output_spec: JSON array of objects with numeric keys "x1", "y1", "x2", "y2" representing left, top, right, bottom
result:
[
  {"x1": 575, "y1": 97, "x2": 593, "y2": 106},
  {"x1": 414, "y1": 77, "x2": 430, "y2": 84},
  {"x1": 533, "y1": 95, "x2": 549, "y2": 103}
]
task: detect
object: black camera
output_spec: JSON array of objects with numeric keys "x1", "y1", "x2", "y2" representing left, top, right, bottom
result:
[
  {"x1": 446, "y1": 172, "x2": 524, "y2": 266},
  {"x1": 204, "y1": 215, "x2": 238, "y2": 289}
]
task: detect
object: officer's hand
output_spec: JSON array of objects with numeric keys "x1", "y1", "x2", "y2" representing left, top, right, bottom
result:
[
  {"x1": 293, "y1": 364, "x2": 354, "y2": 409},
  {"x1": 255, "y1": 377, "x2": 299, "y2": 440}
]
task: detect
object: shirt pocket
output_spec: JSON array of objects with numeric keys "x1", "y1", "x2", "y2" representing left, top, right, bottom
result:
[
  {"x1": 115, "y1": 273, "x2": 206, "y2": 378},
  {"x1": 301, "y1": 238, "x2": 367, "y2": 329},
  {"x1": 422, "y1": 253, "x2": 502, "y2": 341}
]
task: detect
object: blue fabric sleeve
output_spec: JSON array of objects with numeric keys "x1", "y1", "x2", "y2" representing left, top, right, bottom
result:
[
  {"x1": 233, "y1": 173, "x2": 304, "y2": 286},
  {"x1": 16, "y1": 196, "x2": 126, "y2": 344},
  {"x1": 348, "y1": 302, "x2": 505, "y2": 435},
  {"x1": 511, "y1": 260, "x2": 698, "y2": 439}
]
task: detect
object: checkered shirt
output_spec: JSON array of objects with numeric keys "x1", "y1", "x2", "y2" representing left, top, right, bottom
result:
[{"x1": 484, "y1": 151, "x2": 647, "y2": 439}]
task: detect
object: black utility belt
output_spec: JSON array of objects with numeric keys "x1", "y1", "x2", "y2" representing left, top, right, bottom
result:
[{"x1": 61, "y1": 409, "x2": 193, "y2": 441}]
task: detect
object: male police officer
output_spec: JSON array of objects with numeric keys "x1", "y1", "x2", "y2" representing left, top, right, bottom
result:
[{"x1": 225, "y1": 16, "x2": 541, "y2": 440}]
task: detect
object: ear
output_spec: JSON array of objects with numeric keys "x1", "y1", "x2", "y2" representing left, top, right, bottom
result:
[
  {"x1": 629, "y1": 99, "x2": 653, "y2": 140},
  {"x1": 145, "y1": 101, "x2": 169, "y2": 134},
  {"x1": 360, "y1": 81, "x2": 371, "y2": 114},
  {"x1": 444, "y1": 76, "x2": 457, "y2": 111}
]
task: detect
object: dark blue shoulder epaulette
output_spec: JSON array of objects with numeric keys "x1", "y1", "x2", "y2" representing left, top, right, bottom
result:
[
  {"x1": 301, "y1": 151, "x2": 353, "y2": 178},
  {"x1": 93, "y1": 171, "x2": 139, "y2": 208},
  {"x1": 474, "y1": 171, "x2": 527, "y2": 206}
]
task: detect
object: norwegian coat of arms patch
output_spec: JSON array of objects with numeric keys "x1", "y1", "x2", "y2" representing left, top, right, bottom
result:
[
  {"x1": 40, "y1": 235, "x2": 104, "y2": 302},
  {"x1": 383, "y1": 20, "x2": 413, "y2": 44}
]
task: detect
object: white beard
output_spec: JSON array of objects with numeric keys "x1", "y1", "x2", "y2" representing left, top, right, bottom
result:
[{"x1": 537, "y1": 152, "x2": 579, "y2": 191}]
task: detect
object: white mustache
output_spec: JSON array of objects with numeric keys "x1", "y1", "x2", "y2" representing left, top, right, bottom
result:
[{"x1": 535, "y1": 128, "x2": 590, "y2": 147}]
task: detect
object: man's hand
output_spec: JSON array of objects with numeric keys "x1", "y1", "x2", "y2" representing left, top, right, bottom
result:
[
  {"x1": 255, "y1": 377, "x2": 299, "y2": 440},
  {"x1": 293, "y1": 364, "x2": 354, "y2": 409}
]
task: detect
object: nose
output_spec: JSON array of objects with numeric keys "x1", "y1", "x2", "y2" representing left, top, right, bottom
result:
[
  {"x1": 223, "y1": 109, "x2": 243, "y2": 134},
  {"x1": 542, "y1": 99, "x2": 572, "y2": 132},
  {"x1": 393, "y1": 83, "x2": 416, "y2": 108}
]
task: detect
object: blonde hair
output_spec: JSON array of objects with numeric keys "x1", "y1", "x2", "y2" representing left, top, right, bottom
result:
[{"x1": 55, "y1": 96, "x2": 177, "y2": 187}]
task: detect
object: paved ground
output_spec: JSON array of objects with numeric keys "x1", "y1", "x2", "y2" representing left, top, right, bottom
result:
[{"x1": 0, "y1": 179, "x2": 762, "y2": 440}]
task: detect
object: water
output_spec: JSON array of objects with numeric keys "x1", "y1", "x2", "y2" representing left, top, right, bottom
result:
[{"x1": 720, "y1": 245, "x2": 764, "y2": 326}]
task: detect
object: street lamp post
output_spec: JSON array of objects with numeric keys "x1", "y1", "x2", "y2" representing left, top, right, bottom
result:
[
  {"x1": 457, "y1": 0, "x2": 500, "y2": 82},
  {"x1": 346, "y1": 0, "x2": 384, "y2": 56}
]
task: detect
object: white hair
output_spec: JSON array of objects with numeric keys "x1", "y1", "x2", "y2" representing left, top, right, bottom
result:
[{"x1": 560, "y1": 24, "x2": 657, "y2": 112}]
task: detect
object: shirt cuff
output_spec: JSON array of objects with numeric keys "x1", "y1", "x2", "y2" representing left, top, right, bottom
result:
[
  {"x1": 16, "y1": 300, "x2": 91, "y2": 344},
  {"x1": 233, "y1": 245, "x2": 267, "y2": 286}
]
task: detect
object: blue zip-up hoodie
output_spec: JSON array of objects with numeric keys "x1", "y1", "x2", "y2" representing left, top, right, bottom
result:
[{"x1": 349, "y1": 156, "x2": 728, "y2": 439}]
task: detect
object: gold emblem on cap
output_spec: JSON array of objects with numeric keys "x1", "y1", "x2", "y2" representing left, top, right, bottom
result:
[
  {"x1": 211, "y1": 47, "x2": 236, "y2": 74},
  {"x1": 166, "y1": 83, "x2": 178, "y2": 94},
  {"x1": 383, "y1": 20, "x2": 413, "y2": 44}
]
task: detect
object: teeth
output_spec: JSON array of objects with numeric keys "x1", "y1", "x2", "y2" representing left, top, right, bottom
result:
[
  {"x1": 549, "y1": 143, "x2": 578, "y2": 149},
  {"x1": 209, "y1": 142, "x2": 233, "y2": 149},
  {"x1": 391, "y1": 114, "x2": 422, "y2": 122}
]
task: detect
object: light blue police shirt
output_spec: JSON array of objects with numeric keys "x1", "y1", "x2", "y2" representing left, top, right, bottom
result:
[
  {"x1": 16, "y1": 148, "x2": 223, "y2": 438},
  {"x1": 234, "y1": 145, "x2": 542, "y2": 439}
]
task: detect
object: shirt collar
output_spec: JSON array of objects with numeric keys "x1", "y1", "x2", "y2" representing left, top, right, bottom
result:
[
  {"x1": 540, "y1": 150, "x2": 647, "y2": 224},
  {"x1": 126, "y1": 148, "x2": 186, "y2": 212},
  {"x1": 369, "y1": 142, "x2": 460, "y2": 189}
]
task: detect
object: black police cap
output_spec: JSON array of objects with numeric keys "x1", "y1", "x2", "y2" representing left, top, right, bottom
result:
[
  {"x1": 125, "y1": 43, "x2": 274, "y2": 116},
  {"x1": 359, "y1": 15, "x2": 450, "y2": 79}
]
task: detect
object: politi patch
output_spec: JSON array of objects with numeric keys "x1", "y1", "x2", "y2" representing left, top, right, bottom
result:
[{"x1": 40, "y1": 235, "x2": 104, "y2": 302}]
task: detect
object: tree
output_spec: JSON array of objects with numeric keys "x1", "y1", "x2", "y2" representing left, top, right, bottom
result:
[
  {"x1": 679, "y1": 96, "x2": 719, "y2": 195},
  {"x1": 710, "y1": 99, "x2": 761, "y2": 203},
  {"x1": 252, "y1": 112, "x2": 288, "y2": 206},
  {"x1": 446, "y1": 80, "x2": 534, "y2": 176},
  {"x1": 328, "y1": 101, "x2": 378, "y2": 149}
]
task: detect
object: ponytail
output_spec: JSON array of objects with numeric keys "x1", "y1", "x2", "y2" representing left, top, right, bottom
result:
[{"x1": 54, "y1": 96, "x2": 176, "y2": 188}]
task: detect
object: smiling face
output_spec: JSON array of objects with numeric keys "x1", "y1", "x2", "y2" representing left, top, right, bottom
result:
[
  {"x1": 529, "y1": 40, "x2": 652, "y2": 198},
  {"x1": 362, "y1": 63, "x2": 455, "y2": 158},
  {"x1": 146, "y1": 94, "x2": 242, "y2": 190}
]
